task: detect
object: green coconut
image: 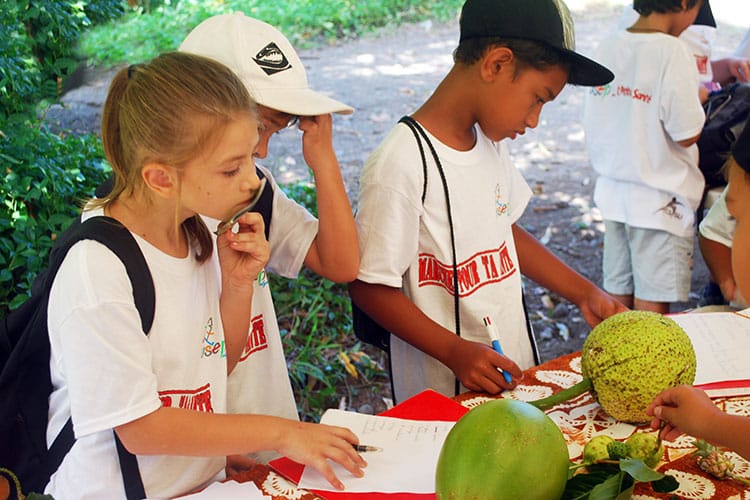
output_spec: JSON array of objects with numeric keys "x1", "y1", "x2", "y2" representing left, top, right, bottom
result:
[
  {"x1": 435, "y1": 399, "x2": 569, "y2": 500},
  {"x1": 531, "y1": 311, "x2": 696, "y2": 423}
]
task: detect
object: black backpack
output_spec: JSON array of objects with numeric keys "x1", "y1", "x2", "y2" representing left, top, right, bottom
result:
[
  {"x1": 0, "y1": 216, "x2": 155, "y2": 499},
  {"x1": 698, "y1": 82, "x2": 750, "y2": 188}
]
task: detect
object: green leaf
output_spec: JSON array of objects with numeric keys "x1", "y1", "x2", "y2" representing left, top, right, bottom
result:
[
  {"x1": 589, "y1": 472, "x2": 626, "y2": 500},
  {"x1": 651, "y1": 474, "x2": 680, "y2": 493},
  {"x1": 620, "y1": 458, "x2": 665, "y2": 482}
]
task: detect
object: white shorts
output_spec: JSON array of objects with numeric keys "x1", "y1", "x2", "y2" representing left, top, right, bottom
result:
[{"x1": 602, "y1": 220, "x2": 694, "y2": 302}]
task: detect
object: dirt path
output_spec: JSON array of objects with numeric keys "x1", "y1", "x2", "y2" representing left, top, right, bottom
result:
[{"x1": 46, "y1": 3, "x2": 747, "y2": 364}]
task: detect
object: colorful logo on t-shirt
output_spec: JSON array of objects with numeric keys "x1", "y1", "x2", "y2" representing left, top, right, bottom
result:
[
  {"x1": 238, "y1": 314, "x2": 269, "y2": 362},
  {"x1": 159, "y1": 383, "x2": 214, "y2": 412},
  {"x1": 257, "y1": 269, "x2": 269, "y2": 288},
  {"x1": 201, "y1": 317, "x2": 226, "y2": 358},
  {"x1": 418, "y1": 242, "x2": 517, "y2": 297},
  {"x1": 495, "y1": 184, "x2": 510, "y2": 216},
  {"x1": 590, "y1": 84, "x2": 611, "y2": 97}
]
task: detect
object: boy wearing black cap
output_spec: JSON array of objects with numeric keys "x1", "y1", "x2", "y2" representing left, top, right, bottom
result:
[
  {"x1": 350, "y1": 0, "x2": 625, "y2": 402},
  {"x1": 648, "y1": 123, "x2": 750, "y2": 462},
  {"x1": 583, "y1": 0, "x2": 706, "y2": 315}
]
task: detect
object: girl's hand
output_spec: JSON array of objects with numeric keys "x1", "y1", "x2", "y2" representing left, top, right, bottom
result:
[
  {"x1": 217, "y1": 211, "x2": 270, "y2": 290},
  {"x1": 299, "y1": 114, "x2": 338, "y2": 175},
  {"x1": 445, "y1": 338, "x2": 522, "y2": 394},
  {"x1": 277, "y1": 421, "x2": 367, "y2": 490}
]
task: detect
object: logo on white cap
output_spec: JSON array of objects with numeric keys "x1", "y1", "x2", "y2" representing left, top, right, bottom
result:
[{"x1": 253, "y1": 42, "x2": 292, "y2": 76}]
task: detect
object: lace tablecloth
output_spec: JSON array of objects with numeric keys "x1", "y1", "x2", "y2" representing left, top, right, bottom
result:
[{"x1": 230, "y1": 352, "x2": 750, "y2": 499}]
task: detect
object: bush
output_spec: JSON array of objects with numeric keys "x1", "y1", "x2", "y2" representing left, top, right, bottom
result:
[
  {"x1": 272, "y1": 183, "x2": 389, "y2": 421},
  {"x1": 0, "y1": 0, "x2": 126, "y2": 117},
  {"x1": 78, "y1": 0, "x2": 464, "y2": 67},
  {"x1": 0, "y1": 115, "x2": 110, "y2": 314}
]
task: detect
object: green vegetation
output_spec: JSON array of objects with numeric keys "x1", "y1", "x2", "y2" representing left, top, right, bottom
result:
[
  {"x1": 272, "y1": 183, "x2": 390, "y2": 421},
  {"x1": 78, "y1": 0, "x2": 463, "y2": 67}
]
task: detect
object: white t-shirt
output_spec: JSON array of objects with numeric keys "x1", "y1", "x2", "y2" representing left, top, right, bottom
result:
[
  {"x1": 583, "y1": 31, "x2": 706, "y2": 238},
  {"x1": 46, "y1": 208, "x2": 227, "y2": 499},
  {"x1": 699, "y1": 185, "x2": 734, "y2": 247},
  {"x1": 617, "y1": 5, "x2": 716, "y2": 83},
  {"x1": 356, "y1": 123, "x2": 535, "y2": 402}
]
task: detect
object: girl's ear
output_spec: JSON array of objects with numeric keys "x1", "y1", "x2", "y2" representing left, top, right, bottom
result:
[
  {"x1": 142, "y1": 162, "x2": 178, "y2": 198},
  {"x1": 481, "y1": 46, "x2": 514, "y2": 82}
]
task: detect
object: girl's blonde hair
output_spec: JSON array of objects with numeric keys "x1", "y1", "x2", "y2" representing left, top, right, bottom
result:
[{"x1": 97, "y1": 51, "x2": 257, "y2": 261}]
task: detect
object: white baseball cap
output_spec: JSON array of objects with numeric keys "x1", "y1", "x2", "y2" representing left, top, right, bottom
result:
[{"x1": 179, "y1": 12, "x2": 354, "y2": 116}]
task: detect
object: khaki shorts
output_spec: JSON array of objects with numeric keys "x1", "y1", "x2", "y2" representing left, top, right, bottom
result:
[{"x1": 602, "y1": 220, "x2": 694, "y2": 302}]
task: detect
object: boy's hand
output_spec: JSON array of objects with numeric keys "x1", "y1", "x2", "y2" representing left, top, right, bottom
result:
[
  {"x1": 647, "y1": 385, "x2": 720, "y2": 442},
  {"x1": 299, "y1": 114, "x2": 338, "y2": 174},
  {"x1": 445, "y1": 338, "x2": 522, "y2": 394},
  {"x1": 578, "y1": 287, "x2": 629, "y2": 327},
  {"x1": 217, "y1": 211, "x2": 270, "y2": 290},
  {"x1": 276, "y1": 421, "x2": 367, "y2": 491}
]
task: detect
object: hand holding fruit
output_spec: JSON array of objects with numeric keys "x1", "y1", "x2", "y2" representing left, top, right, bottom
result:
[{"x1": 647, "y1": 385, "x2": 722, "y2": 442}]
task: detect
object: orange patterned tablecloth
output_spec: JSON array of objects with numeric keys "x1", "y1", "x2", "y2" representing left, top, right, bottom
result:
[{"x1": 230, "y1": 352, "x2": 750, "y2": 499}]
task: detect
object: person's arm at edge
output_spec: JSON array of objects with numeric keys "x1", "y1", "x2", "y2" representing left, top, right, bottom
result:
[
  {"x1": 710, "y1": 57, "x2": 750, "y2": 86},
  {"x1": 698, "y1": 232, "x2": 736, "y2": 302},
  {"x1": 512, "y1": 224, "x2": 627, "y2": 327},
  {"x1": 300, "y1": 114, "x2": 359, "y2": 282},
  {"x1": 648, "y1": 385, "x2": 750, "y2": 461}
]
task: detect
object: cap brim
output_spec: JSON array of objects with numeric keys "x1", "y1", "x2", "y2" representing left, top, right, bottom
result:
[
  {"x1": 246, "y1": 84, "x2": 354, "y2": 116},
  {"x1": 563, "y1": 49, "x2": 615, "y2": 87}
]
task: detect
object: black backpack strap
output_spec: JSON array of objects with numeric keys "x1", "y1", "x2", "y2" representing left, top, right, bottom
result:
[
  {"x1": 398, "y1": 116, "x2": 462, "y2": 396},
  {"x1": 253, "y1": 168, "x2": 273, "y2": 240},
  {"x1": 46, "y1": 216, "x2": 151, "y2": 499},
  {"x1": 398, "y1": 116, "x2": 429, "y2": 203}
]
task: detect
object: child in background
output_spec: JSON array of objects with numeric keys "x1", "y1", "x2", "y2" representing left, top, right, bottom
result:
[
  {"x1": 45, "y1": 52, "x2": 364, "y2": 498},
  {"x1": 648, "y1": 123, "x2": 750, "y2": 461},
  {"x1": 698, "y1": 186, "x2": 747, "y2": 308},
  {"x1": 583, "y1": 0, "x2": 706, "y2": 314},
  {"x1": 349, "y1": 0, "x2": 626, "y2": 403}
]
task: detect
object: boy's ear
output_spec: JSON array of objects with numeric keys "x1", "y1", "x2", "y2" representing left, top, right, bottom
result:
[
  {"x1": 142, "y1": 162, "x2": 178, "y2": 198},
  {"x1": 481, "y1": 46, "x2": 514, "y2": 82}
]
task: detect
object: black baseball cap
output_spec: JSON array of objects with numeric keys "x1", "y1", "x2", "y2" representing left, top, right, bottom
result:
[
  {"x1": 459, "y1": 0, "x2": 614, "y2": 86},
  {"x1": 733, "y1": 125, "x2": 750, "y2": 174}
]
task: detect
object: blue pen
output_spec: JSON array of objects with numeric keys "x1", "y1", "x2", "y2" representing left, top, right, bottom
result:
[{"x1": 483, "y1": 316, "x2": 513, "y2": 384}]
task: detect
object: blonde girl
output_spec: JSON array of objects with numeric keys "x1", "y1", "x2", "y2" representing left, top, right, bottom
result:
[{"x1": 45, "y1": 52, "x2": 364, "y2": 499}]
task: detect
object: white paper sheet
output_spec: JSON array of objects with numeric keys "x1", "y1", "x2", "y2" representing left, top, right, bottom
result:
[
  {"x1": 172, "y1": 480, "x2": 270, "y2": 499},
  {"x1": 297, "y1": 410, "x2": 455, "y2": 493},
  {"x1": 670, "y1": 308, "x2": 750, "y2": 396}
]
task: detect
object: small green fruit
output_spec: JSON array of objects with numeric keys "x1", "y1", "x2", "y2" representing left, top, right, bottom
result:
[
  {"x1": 626, "y1": 432, "x2": 663, "y2": 467},
  {"x1": 583, "y1": 435, "x2": 614, "y2": 464},
  {"x1": 436, "y1": 399, "x2": 569, "y2": 500}
]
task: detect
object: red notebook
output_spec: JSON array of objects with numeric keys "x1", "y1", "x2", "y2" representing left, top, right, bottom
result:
[{"x1": 269, "y1": 389, "x2": 469, "y2": 499}]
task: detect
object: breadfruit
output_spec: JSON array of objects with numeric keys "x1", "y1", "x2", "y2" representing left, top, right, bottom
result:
[{"x1": 530, "y1": 311, "x2": 696, "y2": 423}]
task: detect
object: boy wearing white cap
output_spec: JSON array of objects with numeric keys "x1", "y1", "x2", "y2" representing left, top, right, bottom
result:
[
  {"x1": 179, "y1": 13, "x2": 358, "y2": 460},
  {"x1": 349, "y1": 0, "x2": 626, "y2": 403}
]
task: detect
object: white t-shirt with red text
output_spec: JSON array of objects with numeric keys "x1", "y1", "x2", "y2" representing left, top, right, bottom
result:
[{"x1": 356, "y1": 123, "x2": 536, "y2": 402}]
